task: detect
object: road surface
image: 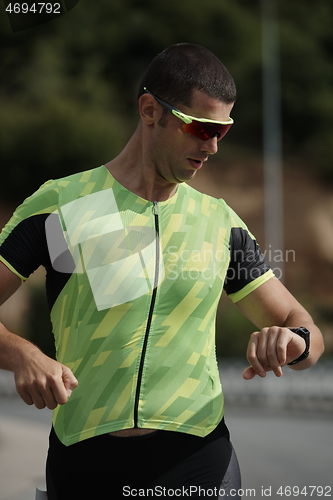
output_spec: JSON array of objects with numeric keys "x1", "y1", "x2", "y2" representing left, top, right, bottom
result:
[{"x1": 1, "y1": 397, "x2": 332, "y2": 499}]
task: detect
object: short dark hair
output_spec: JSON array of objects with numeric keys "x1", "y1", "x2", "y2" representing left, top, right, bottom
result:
[{"x1": 138, "y1": 43, "x2": 236, "y2": 109}]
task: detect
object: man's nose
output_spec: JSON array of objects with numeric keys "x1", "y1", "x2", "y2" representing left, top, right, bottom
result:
[{"x1": 200, "y1": 136, "x2": 219, "y2": 155}]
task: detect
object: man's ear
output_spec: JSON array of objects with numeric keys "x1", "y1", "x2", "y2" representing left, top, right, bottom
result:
[{"x1": 138, "y1": 93, "x2": 161, "y2": 125}]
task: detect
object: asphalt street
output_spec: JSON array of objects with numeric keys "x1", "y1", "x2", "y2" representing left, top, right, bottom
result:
[
  {"x1": 1, "y1": 396, "x2": 332, "y2": 500},
  {"x1": 224, "y1": 407, "x2": 333, "y2": 496},
  {"x1": 0, "y1": 398, "x2": 51, "y2": 500}
]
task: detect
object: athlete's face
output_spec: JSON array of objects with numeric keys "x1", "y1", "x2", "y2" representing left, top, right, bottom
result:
[{"x1": 149, "y1": 90, "x2": 234, "y2": 185}]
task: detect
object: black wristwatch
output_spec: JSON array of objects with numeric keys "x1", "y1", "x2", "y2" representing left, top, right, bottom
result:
[{"x1": 287, "y1": 327, "x2": 310, "y2": 365}]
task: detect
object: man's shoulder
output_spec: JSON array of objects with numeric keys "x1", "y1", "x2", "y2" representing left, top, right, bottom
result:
[
  {"x1": 43, "y1": 165, "x2": 111, "y2": 204},
  {"x1": 182, "y1": 183, "x2": 251, "y2": 232},
  {"x1": 52, "y1": 165, "x2": 107, "y2": 188},
  {"x1": 182, "y1": 182, "x2": 231, "y2": 211},
  {"x1": 9, "y1": 166, "x2": 109, "y2": 220}
]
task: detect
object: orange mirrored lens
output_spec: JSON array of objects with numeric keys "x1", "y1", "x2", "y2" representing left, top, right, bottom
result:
[{"x1": 182, "y1": 120, "x2": 232, "y2": 141}]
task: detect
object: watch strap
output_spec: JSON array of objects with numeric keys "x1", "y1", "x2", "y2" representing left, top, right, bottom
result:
[{"x1": 287, "y1": 327, "x2": 310, "y2": 365}]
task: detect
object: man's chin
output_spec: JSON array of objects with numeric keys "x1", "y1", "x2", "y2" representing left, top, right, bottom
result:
[{"x1": 178, "y1": 171, "x2": 198, "y2": 183}]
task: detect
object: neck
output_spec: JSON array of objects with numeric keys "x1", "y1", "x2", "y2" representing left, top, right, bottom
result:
[{"x1": 105, "y1": 126, "x2": 178, "y2": 202}]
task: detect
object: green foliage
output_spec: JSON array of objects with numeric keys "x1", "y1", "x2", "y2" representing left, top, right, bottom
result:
[
  {"x1": 0, "y1": 96, "x2": 129, "y2": 202},
  {"x1": 279, "y1": 1, "x2": 333, "y2": 177},
  {"x1": 1, "y1": 0, "x2": 333, "y2": 202}
]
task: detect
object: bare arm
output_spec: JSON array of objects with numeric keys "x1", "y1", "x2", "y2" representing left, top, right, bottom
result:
[
  {"x1": 0, "y1": 261, "x2": 78, "y2": 408},
  {"x1": 236, "y1": 277, "x2": 325, "y2": 380}
]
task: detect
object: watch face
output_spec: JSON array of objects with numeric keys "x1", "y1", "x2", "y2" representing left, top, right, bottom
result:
[{"x1": 289, "y1": 327, "x2": 310, "y2": 339}]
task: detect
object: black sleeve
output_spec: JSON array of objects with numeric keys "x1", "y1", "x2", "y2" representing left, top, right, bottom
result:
[
  {"x1": 223, "y1": 227, "x2": 271, "y2": 296},
  {"x1": 0, "y1": 214, "x2": 50, "y2": 278},
  {"x1": 0, "y1": 214, "x2": 74, "y2": 310}
]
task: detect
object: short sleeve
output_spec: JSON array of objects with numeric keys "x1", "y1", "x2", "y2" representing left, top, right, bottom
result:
[
  {"x1": 223, "y1": 207, "x2": 274, "y2": 302},
  {"x1": 0, "y1": 180, "x2": 59, "y2": 280}
]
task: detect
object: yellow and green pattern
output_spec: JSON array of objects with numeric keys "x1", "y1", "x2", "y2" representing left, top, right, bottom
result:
[{"x1": 0, "y1": 166, "x2": 274, "y2": 446}]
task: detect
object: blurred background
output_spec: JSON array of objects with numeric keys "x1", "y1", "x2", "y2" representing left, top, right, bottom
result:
[{"x1": 0, "y1": 0, "x2": 332, "y2": 499}]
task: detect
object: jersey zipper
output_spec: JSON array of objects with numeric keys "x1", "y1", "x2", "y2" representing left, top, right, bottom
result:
[{"x1": 133, "y1": 201, "x2": 160, "y2": 427}]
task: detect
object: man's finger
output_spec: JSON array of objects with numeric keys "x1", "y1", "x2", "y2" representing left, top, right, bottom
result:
[
  {"x1": 246, "y1": 332, "x2": 267, "y2": 377},
  {"x1": 27, "y1": 389, "x2": 48, "y2": 410},
  {"x1": 62, "y1": 366, "x2": 78, "y2": 391},
  {"x1": 266, "y1": 332, "x2": 284, "y2": 376},
  {"x1": 242, "y1": 366, "x2": 257, "y2": 380},
  {"x1": 40, "y1": 387, "x2": 59, "y2": 410},
  {"x1": 49, "y1": 365, "x2": 78, "y2": 405}
]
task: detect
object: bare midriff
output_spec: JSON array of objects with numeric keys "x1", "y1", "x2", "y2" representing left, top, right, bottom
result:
[{"x1": 108, "y1": 428, "x2": 157, "y2": 437}]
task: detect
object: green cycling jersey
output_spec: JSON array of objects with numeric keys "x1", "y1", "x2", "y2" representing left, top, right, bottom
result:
[{"x1": 0, "y1": 166, "x2": 274, "y2": 445}]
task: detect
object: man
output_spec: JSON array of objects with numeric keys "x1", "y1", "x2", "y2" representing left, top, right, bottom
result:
[{"x1": 0, "y1": 43, "x2": 324, "y2": 499}]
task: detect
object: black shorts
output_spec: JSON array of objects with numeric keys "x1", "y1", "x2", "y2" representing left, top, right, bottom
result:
[{"x1": 46, "y1": 419, "x2": 241, "y2": 499}]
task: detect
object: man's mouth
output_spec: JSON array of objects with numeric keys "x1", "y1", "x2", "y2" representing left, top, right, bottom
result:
[{"x1": 187, "y1": 158, "x2": 208, "y2": 170}]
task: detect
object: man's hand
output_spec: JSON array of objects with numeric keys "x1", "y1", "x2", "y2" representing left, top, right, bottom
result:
[
  {"x1": 14, "y1": 348, "x2": 78, "y2": 409},
  {"x1": 242, "y1": 326, "x2": 306, "y2": 380},
  {"x1": 0, "y1": 264, "x2": 78, "y2": 409}
]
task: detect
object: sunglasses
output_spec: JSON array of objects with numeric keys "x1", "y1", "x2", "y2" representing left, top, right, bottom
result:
[{"x1": 144, "y1": 87, "x2": 233, "y2": 141}]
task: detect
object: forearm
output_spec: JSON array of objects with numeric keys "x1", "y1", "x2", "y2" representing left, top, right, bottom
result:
[{"x1": 0, "y1": 321, "x2": 41, "y2": 372}]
